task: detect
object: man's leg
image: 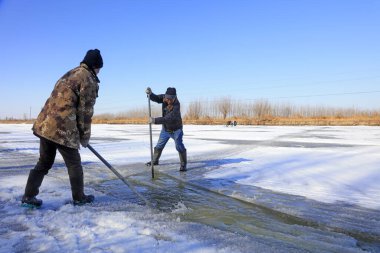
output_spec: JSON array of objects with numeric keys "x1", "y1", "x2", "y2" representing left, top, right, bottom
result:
[
  {"x1": 173, "y1": 129, "x2": 186, "y2": 153},
  {"x1": 155, "y1": 128, "x2": 170, "y2": 150},
  {"x1": 146, "y1": 128, "x2": 170, "y2": 166},
  {"x1": 145, "y1": 147, "x2": 163, "y2": 166},
  {"x1": 173, "y1": 129, "x2": 187, "y2": 171},
  {"x1": 23, "y1": 137, "x2": 57, "y2": 206},
  {"x1": 58, "y1": 145, "x2": 93, "y2": 204}
]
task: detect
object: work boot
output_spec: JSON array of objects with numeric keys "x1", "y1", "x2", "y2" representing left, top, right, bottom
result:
[
  {"x1": 179, "y1": 150, "x2": 187, "y2": 172},
  {"x1": 21, "y1": 196, "x2": 43, "y2": 207},
  {"x1": 67, "y1": 165, "x2": 94, "y2": 205},
  {"x1": 68, "y1": 165, "x2": 86, "y2": 201},
  {"x1": 73, "y1": 194, "x2": 95, "y2": 206},
  {"x1": 145, "y1": 148, "x2": 163, "y2": 166},
  {"x1": 23, "y1": 169, "x2": 46, "y2": 201}
]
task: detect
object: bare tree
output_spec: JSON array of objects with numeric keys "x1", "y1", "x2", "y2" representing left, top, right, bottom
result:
[
  {"x1": 253, "y1": 99, "x2": 272, "y2": 119},
  {"x1": 93, "y1": 97, "x2": 380, "y2": 125},
  {"x1": 186, "y1": 99, "x2": 203, "y2": 120},
  {"x1": 215, "y1": 97, "x2": 232, "y2": 119}
]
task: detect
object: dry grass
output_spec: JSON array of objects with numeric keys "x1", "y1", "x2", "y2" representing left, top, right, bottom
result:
[
  {"x1": 0, "y1": 120, "x2": 34, "y2": 124},
  {"x1": 90, "y1": 115, "x2": 380, "y2": 126},
  {"x1": 2, "y1": 116, "x2": 379, "y2": 126},
  {"x1": 241, "y1": 116, "x2": 380, "y2": 126},
  {"x1": 3, "y1": 97, "x2": 379, "y2": 126}
]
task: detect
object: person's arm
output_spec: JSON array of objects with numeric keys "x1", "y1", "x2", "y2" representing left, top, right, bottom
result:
[
  {"x1": 145, "y1": 87, "x2": 164, "y2": 103},
  {"x1": 77, "y1": 78, "x2": 98, "y2": 147},
  {"x1": 154, "y1": 103, "x2": 180, "y2": 124},
  {"x1": 149, "y1": 93, "x2": 164, "y2": 104}
]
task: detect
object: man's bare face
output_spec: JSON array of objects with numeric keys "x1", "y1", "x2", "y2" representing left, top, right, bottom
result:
[{"x1": 163, "y1": 97, "x2": 174, "y2": 105}]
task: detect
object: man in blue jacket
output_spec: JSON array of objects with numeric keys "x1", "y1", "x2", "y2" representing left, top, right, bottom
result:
[{"x1": 145, "y1": 87, "x2": 187, "y2": 172}]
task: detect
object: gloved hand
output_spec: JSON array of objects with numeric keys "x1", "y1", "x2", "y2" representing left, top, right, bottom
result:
[
  {"x1": 145, "y1": 87, "x2": 152, "y2": 95},
  {"x1": 148, "y1": 117, "x2": 155, "y2": 124},
  {"x1": 80, "y1": 138, "x2": 89, "y2": 148}
]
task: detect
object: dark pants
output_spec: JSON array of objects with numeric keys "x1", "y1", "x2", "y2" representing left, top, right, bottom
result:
[{"x1": 24, "y1": 137, "x2": 85, "y2": 200}]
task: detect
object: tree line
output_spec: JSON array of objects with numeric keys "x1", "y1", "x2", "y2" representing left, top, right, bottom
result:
[
  {"x1": 185, "y1": 97, "x2": 379, "y2": 119},
  {"x1": 3, "y1": 98, "x2": 378, "y2": 125},
  {"x1": 91, "y1": 97, "x2": 379, "y2": 126}
]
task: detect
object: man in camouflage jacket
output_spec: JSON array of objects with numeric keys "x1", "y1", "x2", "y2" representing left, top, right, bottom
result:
[{"x1": 22, "y1": 49, "x2": 103, "y2": 207}]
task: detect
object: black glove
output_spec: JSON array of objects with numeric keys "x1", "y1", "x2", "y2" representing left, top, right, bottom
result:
[
  {"x1": 146, "y1": 87, "x2": 152, "y2": 95},
  {"x1": 80, "y1": 138, "x2": 89, "y2": 148}
]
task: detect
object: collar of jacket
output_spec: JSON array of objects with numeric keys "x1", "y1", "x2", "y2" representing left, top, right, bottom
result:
[{"x1": 80, "y1": 63, "x2": 100, "y2": 83}]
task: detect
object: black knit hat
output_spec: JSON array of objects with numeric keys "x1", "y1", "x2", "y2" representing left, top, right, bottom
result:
[
  {"x1": 165, "y1": 87, "x2": 177, "y2": 99},
  {"x1": 165, "y1": 87, "x2": 176, "y2": 96},
  {"x1": 81, "y1": 49, "x2": 103, "y2": 69}
]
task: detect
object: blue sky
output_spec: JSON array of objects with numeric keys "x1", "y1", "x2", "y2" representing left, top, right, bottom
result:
[{"x1": 0, "y1": 0, "x2": 379, "y2": 118}]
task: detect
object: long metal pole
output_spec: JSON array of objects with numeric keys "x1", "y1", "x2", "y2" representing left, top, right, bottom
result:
[
  {"x1": 87, "y1": 144, "x2": 151, "y2": 207},
  {"x1": 148, "y1": 94, "x2": 155, "y2": 179}
]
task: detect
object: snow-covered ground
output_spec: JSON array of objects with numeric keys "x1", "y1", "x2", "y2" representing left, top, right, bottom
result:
[{"x1": 0, "y1": 124, "x2": 379, "y2": 252}]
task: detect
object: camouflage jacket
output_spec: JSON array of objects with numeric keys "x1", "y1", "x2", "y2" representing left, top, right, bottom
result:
[{"x1": 32, "y1": 63, "x2": 99, "y2": 149}]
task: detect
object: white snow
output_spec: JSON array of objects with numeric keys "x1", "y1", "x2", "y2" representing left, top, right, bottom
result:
[{"x1": 0, "y1": 124, "x2": 379, "y2": 252}]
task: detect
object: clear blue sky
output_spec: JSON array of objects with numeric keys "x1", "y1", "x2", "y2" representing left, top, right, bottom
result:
[{"x1": 1, "y1": 0, "x2": 379, "y2": 119}]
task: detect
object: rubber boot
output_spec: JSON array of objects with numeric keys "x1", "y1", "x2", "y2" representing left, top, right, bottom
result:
[
  {"x1": 73, "y1": 194, "x2": 95, "y2": 206},
  {"x1": 21, "y1": 196, "x2": 43, "y2": 207},
  {"x1": 22, "y1": 169, "x2": 46, "y2": 204},
  {"x1": 68, "y1": 167, "x2": 94, "y2": 205},
  {"x1": 179, "y1": 150, "x2": 187, "y2": 172},
  {"x1": 23, "y1": 169, "x2": 45, "y2": 197},
  {"x1": 145, "y1": 148, "x2": 163, "y2": 166}
]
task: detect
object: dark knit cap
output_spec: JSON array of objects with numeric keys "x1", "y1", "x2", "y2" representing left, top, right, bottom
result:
[
  {"x1": 81, "y1": 49, "x2": 103, "y2": 69},
  {"x1": 165, "y1": 87, "x2": 176, "y2": 96},
  {"x1": 165, "y1": 87, "x2": 177, "y2": 99}
]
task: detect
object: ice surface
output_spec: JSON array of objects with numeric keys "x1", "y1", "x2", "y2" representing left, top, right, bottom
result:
[{"x1": 1, "y1": 124, "x2": 379, "y2": 252}]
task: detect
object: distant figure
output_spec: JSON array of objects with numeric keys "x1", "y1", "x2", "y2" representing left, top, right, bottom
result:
[
  {"x1": 226, "y1": 120, "x2": 238, "y2": 127},
  {"x1": 145, "y1": 87, "x2": 187, "y2": 172},
  {"x1": 21, "y1": 49, "x2": 103, "y2": 207}
]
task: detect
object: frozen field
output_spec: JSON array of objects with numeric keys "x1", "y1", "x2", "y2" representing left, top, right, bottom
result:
[{"x1": 0, "y1": 124, "x2": 380, "y2": 252}]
